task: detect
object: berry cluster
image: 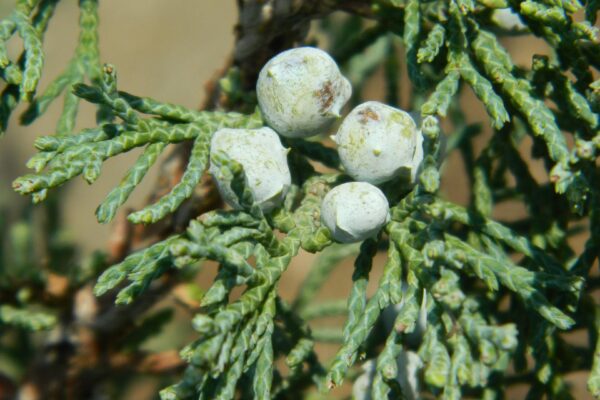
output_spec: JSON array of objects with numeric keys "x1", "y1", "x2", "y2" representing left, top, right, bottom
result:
[{"x1": 209, "y1": 47, "x2": 424, "y2": 243}]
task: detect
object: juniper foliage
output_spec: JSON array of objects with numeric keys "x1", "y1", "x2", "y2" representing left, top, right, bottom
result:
[{"x1": 1, "y1": 0, "x2": 600, "y2": 399}]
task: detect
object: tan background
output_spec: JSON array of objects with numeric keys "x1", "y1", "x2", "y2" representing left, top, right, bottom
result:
[{"x1": 0, "y1": 0, "x2": 237, "y2": 253}]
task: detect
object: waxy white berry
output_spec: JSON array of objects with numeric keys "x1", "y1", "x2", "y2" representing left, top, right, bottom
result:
[
  {"x1": 492, "y1": 8, "x2": 527, "y2": 31},
  {"x1": 333, "y1": 101, "x2": 420, "y2": 185},
  {"x1": 257, "y1": 47, "x2": 352, "y2": 138},
  {"x1": 209, "y1": 127, "x2": 291, "y2": 213},
  {"x1": 320, "y1": 182, "x2": 390, "y2": 243}
]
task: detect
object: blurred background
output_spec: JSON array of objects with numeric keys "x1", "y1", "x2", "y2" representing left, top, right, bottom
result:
[
  {"x1": 0, "y1": 0, "x2": 237, "y2": 254},
  {"x1": 0, "y1": 1, "x2": 591, "y2": 398}
]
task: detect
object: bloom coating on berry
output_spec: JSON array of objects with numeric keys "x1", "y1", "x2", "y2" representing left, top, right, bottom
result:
[
  {"x1": 209, "y1": 127, "x2": 291, "y2": 212},
  {"x1": 492, "y1": 8, "x2": 527, "y2": 31},
  {"x1": 257, "y1": 47, "x2": 352, "y2": 138},
  {"x1": 333, "y1": 101, "x2": 419, "y2": 185},
  {"x1": 320, "y1": 182, "x2": 390, "y2": 243}
]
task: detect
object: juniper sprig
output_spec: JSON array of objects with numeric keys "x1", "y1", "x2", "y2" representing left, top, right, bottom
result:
[{"x1": 1, "y1": 0, "x2": 600, "y2": 399}]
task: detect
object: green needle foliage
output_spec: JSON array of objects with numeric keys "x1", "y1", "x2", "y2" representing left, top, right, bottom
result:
[
  {"x1": 1, "y1": 0, "x2": 101, "y2": 134},
  {"x1": 1, "y1": 0, "x2": 600, "y2": 399}
]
